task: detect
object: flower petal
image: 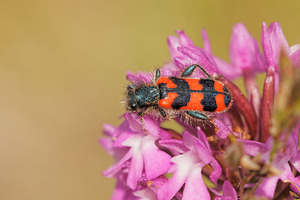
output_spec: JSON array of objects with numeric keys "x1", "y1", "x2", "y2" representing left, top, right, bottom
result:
[
  {"x1": 237, "y1": 139, "x2": 267, "y2": 156},
  {"x1": 133, "y1": 188, "x2": 157, "y2": 200},
  {"x1": 111, "y1": 175, "x2": 138, "y2": 200},
  {"x1": 209, "y1": 158, "x2": 222, "y2": 185},
  {"x1": 182, "y1": 166, "x2": 211, "y2": 200},
  {"x1": 213, "y1": 119, "x2": 232, "y2": 139},
  {"x1": 177, "y1": 30, "x2": 195, "y2": 46},
  {"x1": 214, "y1": 56, "x2": 242, "y2": 79},
  {"x1": 158, "y1": 139, "x2": 189, "y2": 155},
  {"x1": 126, "y1": 71, "x2": 153, "y2": 85},
  {"x1": 177, "y1": 46, "x2": 216, "y2": 76},
  {"x1": 168, "y1": 35, "x2": 181, "y2": 60},
  {"x1": 102, "y1": 149, "x2": 132, "y2": 177},
  {"x1": 142, "y1": 135, "x2": 171, "y2": 180},
  {"x1": 255, "y1": 176, "x2": 279, "y2": 198},
  {"x1": 157, "y1": 169, "x2": 187, "y2": 200},
  {"x1": 201, "y1": 29, "x2": 211, "y2": 53},
  {"x1": 127, "y1": 148, "x2": 143, "y2": 189},
  {"x1": 230, "y1": 23, "x2": 259, "y2": 70},
  {"x1": 261, "y1": 22, "x2": 275, "y2": 68},
  {"x1": 157, "y1": 151, "x2": 199, "y2": 200},
  {"x1": 222, "y1": 181, "x2": 238, "y2": 200},
  {"x1": 268, "y1": 22, "x2": 289, "y2": 58}
]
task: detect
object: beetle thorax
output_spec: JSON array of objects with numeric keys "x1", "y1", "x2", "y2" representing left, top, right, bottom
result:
[{"x1": 134, "y1": 86, "x2": 159, "y2": 107}]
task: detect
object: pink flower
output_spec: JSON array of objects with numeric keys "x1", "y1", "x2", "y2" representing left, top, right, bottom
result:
[
  {"x1": 101, "y1": 22, "x2": 300, "y2": 200},
  {"x1": 102, "y1": 114, "x2": 172, "y2": 190},
  {"x1": 239, "y1": 122, "x2": 300, "y2": 198},
  {"x1": 215, "y1": 181, "x2": 238, "y2": 200},
  {"x1": 230, "y1": 23, "x2": 265, "y2": 73},
  {"x1": 168, "y1": 30, "x2": 218, "y2": 78},
  {"x1": 157, "y1": 129, "x2": 221, "y2": 200}
]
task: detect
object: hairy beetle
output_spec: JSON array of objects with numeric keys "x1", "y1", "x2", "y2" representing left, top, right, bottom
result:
[{"x1": 125, "y1": 65, "x2": 232, "y2": 123}]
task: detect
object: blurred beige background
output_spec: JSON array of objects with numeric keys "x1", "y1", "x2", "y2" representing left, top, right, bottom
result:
[{"x1": 0, "y1": 0, "x2": 300, "y2": 199}]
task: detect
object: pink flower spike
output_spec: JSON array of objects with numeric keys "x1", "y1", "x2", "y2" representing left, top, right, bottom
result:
[{"x1": 101, "y1": 23, "x2": 300, "y2": 199}]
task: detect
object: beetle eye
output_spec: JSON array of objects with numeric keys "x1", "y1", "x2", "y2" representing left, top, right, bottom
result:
[
  {"x1": 131, "y1": 103, "x2": 137, "y2": 110},
  {"x1": 127, "y1": 85, "x2": 135, "y2": 91}
]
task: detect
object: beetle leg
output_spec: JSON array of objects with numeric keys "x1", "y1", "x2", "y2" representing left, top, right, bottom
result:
[
  {"x1": 159, "y1": 107, "x2": 167, "y2": 117},
  {"x1": 140, "y1": 116, "x2": 147, "y2": 132},
  {"x1": 136, "y1": 106, "x2": 156, "y2": 133},
  {"x1": 137, "y1": 106, "x2": 155, "y2": 117},
  {"x1": 185, "y1": 111, "x2": 209, "y2": 120},
  {"x1": 153, "y1": 69, "x2": 161, "y2": 83},
  {"x1": 181, "y1": 64, "x2": 212, "y2": 79}
]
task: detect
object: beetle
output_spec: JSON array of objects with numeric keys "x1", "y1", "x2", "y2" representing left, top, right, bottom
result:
[{"x1": 125, "y1": 64, "x2": 232, "y2": 123}]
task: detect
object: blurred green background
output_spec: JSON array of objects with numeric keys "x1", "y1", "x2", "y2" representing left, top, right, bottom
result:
[{"x1": 0, "y1": 0, "x2": 300, "y2": 199}]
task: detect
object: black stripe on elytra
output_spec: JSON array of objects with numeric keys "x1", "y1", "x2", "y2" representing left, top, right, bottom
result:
[
  {"x1": 169, "y1": 77, "x2": 191, "y2": 109},
  {"x1": 158, "y1": 77, "x2": 230, "y2": 111},
  {"x1": 199, "y1": 79, "x2": 217, "y2": 112},
  {"x1": 223, "y1": 85, "x2": 231, "y2": 107}
]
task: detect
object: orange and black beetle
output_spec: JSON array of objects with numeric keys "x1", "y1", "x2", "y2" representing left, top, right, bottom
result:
[{"x1": 125, "y1": 65, "x2": 232, "y2": 121}]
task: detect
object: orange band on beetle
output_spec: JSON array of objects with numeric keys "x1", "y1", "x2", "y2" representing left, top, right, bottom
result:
[
  {"x1": 156, "y1": 77, "x2": 177, "y2": 88},
  {"x1": 180, "y1": 93, "x2": 204, "y2": 111},
  {"x1": 213, "y1": 81, "x2": 224, "y2": 93},
  {"x1": 215, "y1": 93, "x2": 226, "y2": 112},
  {"x1": 159, "y1": 92, "x2": 178, "y2": 108},
  {"x1": 185, "y1": 79, "x2": 203, "y2": 90}
]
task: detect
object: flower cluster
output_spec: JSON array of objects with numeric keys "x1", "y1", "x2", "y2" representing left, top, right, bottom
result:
[{"x1": 100, "y1": 22, "x2": 300, "y2": 200}]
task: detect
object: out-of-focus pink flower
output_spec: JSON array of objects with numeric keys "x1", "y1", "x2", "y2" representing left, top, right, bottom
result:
[
  {"x1": 261, "y1": 22, "x2": 289, "y2": 70},
  {"x1": 230, "y1": 23, "x2": 265, "y2": 73},
  {"x1": 240, "y1": 122, "x2": 300, "y2": 198}
]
